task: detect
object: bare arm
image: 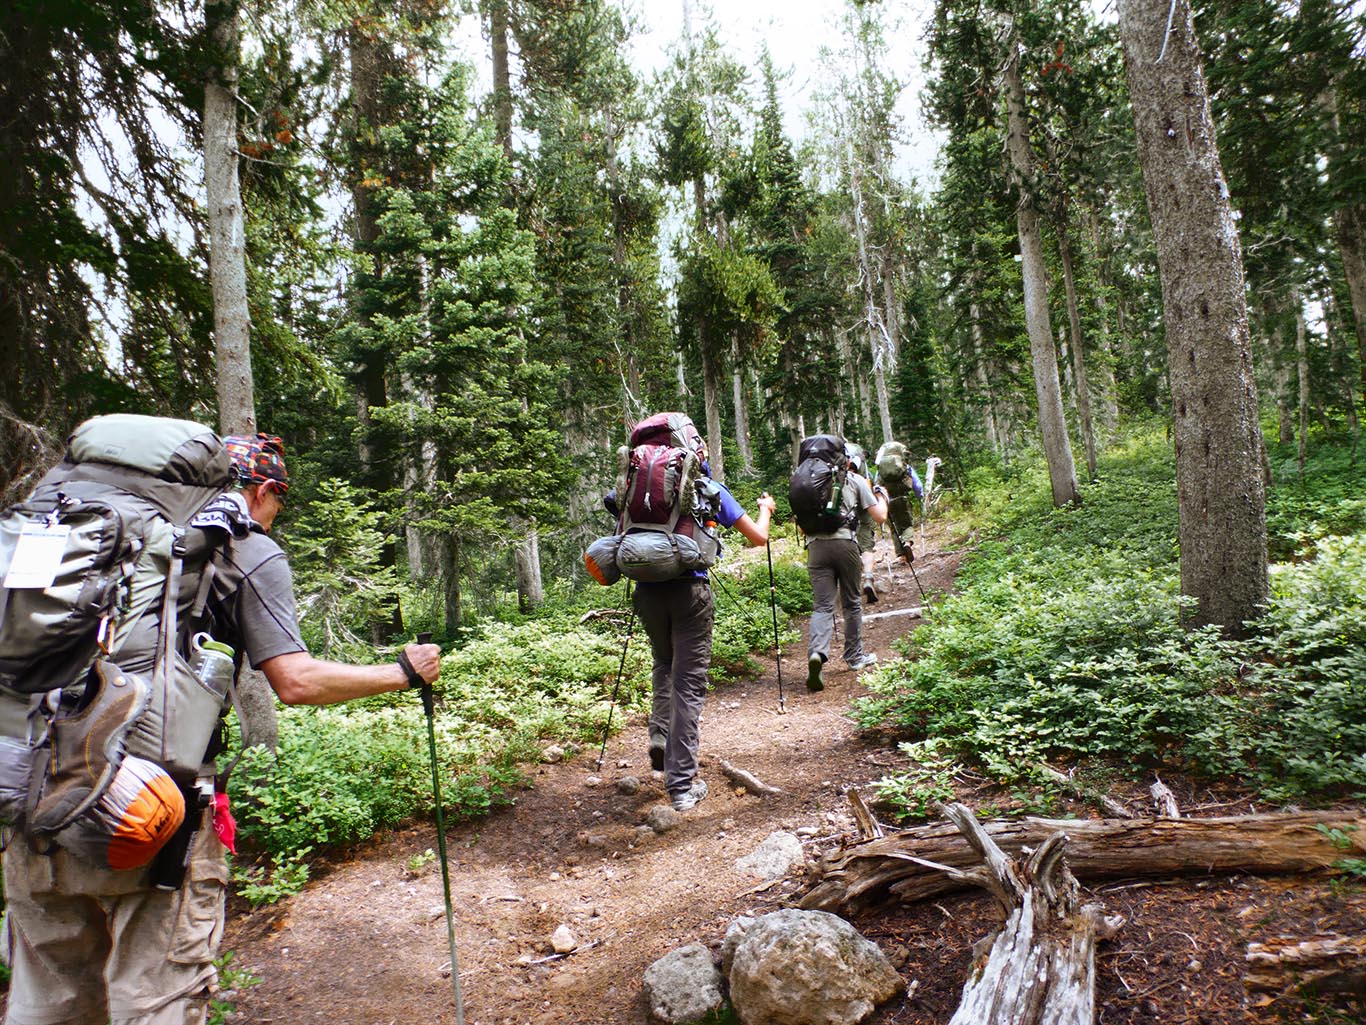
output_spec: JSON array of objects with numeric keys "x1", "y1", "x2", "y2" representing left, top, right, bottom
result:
[
  {"x1": 260, "y1": 643, "x2": 441, "y2": 706},
  {"x1": 732, "y1": 492, "x2": 777, "y2": 546}
]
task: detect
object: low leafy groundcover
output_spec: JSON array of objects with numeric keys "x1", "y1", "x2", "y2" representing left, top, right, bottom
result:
[{"x1": 858, "y1": 432, "x2": 1366, "y2": 819}]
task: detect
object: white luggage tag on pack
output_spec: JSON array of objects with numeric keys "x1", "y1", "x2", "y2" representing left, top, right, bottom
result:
[{"x1": 2, "y1": 523, "x2": 71, "y2": 589}]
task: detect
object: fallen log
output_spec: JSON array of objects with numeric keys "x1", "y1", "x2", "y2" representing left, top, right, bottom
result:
[
  {"x1": 930, "y1": 803, "x2": 1123, "y2": 1025},
  {"x1": 800, "y1": 810, "x2": 1366, "y2": 912},
  {"x1": 1246, "y1": 934, "x2": 1366, "y2": 1001}
]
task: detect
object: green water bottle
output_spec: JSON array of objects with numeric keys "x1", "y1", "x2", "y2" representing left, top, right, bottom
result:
[{"x1": 823, "y1": 468, "x2": 844, "y2": 518}]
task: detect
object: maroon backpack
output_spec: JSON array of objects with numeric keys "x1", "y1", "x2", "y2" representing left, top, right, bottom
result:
[{"x1": 583, "y1": 413, "x2": 722, "y2": 584}]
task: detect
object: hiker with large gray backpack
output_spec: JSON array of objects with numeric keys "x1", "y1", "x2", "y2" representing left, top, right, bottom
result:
[
  {"x1": 0, "y1": 415, "x2": 441, "y2": 1025},
  {"x1": 584, "y1": 412, "x2": 774, "y2": 812},
  {"x1": 788, "y1": 434, "x2": 888, "y2": 693}
]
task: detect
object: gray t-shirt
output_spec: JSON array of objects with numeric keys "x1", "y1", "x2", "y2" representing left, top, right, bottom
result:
[
  {"x1": 209, "y1": 531, "x2": 307, "y2": 668},
  {"x1": 810, "y1": 471, "x2": 877, "y2": 541}
]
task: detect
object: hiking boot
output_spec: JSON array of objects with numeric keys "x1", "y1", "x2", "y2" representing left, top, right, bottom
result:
[
  {"x1": 647, "y1": 733, "x2": 666, "y2": 773},
  {"x1": 862, "y1": 573, "x2": 878, "y2": 605},
  {"x1": 671, "y1": 779, "x2": 708, "y2": 812},
  {"x1": 848, "y1": 652, "x2": 879, "y2": 672},
  {"x1": 806, "y1": 654, "x2": 825, "y2": 692}
]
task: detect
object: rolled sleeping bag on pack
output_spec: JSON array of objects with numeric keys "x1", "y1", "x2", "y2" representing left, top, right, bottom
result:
[
  {"x1": 51, "y1": 755, "x2": 186, "y2": 870},
  {"x1": 616, "y1": 531, "x2": 710, "y2": 582},
  {"x1": 585, "y1": 535, "x2": 623, "y2": 586}
]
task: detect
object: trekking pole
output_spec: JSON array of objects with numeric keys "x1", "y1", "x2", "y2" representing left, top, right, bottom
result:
[
  {"x1": 595, "y1": 582, "x2": 635, "y2": 771},
  {"x1": 765, "y1": 538, "x2": 786, "y2": 714},
  {"x1": 415, "y1": 631, "x2": 464, "y2": 1025},
  {"x1": 907, "y1": 560, "x2": 928, "y2": 604}
]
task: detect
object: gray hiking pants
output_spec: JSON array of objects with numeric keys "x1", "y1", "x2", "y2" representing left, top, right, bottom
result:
[
  {"x1": 807, "y1": 537, "x2": 865, "y2": 664},
  {"x1": 632, "y1": 577, "x2": 714, "y2": 798}
]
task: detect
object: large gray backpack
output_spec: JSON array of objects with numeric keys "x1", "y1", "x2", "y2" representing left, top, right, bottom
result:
[{"x1": 0, "y1": 416, "x2": 236, "y2": 797}]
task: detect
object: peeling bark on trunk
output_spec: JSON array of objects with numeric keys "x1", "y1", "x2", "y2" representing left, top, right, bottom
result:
[
  {"x1": 1119, "y1": 0, "x2": 1269, "y2": 633},
  {"x1": 205, "y1": 0, "x2": 254, "y2": 434},
  {"x1": 801, "y1": 811, "x2": 1366, "y2": 913},
  {"x1": 515, "y1": 521, "x2": 543, "y2": 612},
  {"x1": 1002, "y1": 36, "x2": 1079, "y2": 507},
  {"x1": 927, "y1": 804, "x2": 1122, "y2": 1025}
]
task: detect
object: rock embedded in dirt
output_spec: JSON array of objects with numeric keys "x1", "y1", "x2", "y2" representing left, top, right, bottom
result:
[
  {"x1": 550, "y1": 924, "x2": 578, "y2": 954},
  {"x1": 642, "y1": 942, "x2": 725, "y2": 1025},
  {"x1": 735, "y1": 831, "x2": 806, "y2": 881},
  {"x1": 542, "y1": 745, "x2": 565, "y2": 764},
  {"x1": 646, "y1": 805, "x2": 679, "y2": 834},
  {"x1": 584, "y1": 775, "x2": 603, "y2": 787},
  {"x1": 725, "y1": 910, "x2": 902, "y2": 1025},
  {"x1": 617, "y1": 775, "x2": 641, "y2": 795}
]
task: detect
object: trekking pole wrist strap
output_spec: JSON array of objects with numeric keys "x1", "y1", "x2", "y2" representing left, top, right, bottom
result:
[{"x1": 396, "y1": 650, "x2": 425, "y2": 689}]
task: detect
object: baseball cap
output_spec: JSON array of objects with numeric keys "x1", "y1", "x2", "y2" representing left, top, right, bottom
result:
[{"x1": 223, "y1": 433, "x2": 289, "y2": 493}]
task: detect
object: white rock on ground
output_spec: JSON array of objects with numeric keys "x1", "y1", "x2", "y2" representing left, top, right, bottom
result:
[
  {"x1": 725, "y1": 910, "x2": 902, "y2": 1025},
  {"x1": 550, "y1": 924, "x2": 578, "y2": 953},
  {"x1": 734, "y1": 830, "x2": 805, "y2": 881},
  {"x1": 642, "y1": 942, "x2": 725, "y2": 1024}
]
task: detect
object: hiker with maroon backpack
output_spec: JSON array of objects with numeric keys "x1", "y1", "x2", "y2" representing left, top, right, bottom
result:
[
  {"x1": 788, "y1": 434, "x2": 888, "y2": 692},
  {"x1": 585, "y1": 413, "x2": 774, "y2": 812},
  {"x1": 0, "y1": 417, "x2": 440, "y2": 1025}
]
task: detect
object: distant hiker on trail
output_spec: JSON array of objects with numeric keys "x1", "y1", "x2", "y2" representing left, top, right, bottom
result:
[
  {"x1": 0, "y1": 418, "x2": 441, "y2": 1025},
  {"x1": 788, "y1": 434, "x2": 888, "y2": 692},
  {"x1": 873, "y1": 440, "x2": 924, "y2": 564},
  {"x1": 586, "y1": 413, "x2": 773, "y2": 812},
  {"x1": 845, "y1": 443, "x2": 881, "y2": 605}
]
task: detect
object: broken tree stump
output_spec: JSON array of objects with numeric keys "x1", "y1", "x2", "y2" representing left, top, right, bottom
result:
[
  {"x1": 800, "y1": 810, "x2": 1366, "y2": 912},
  {"x1": 927, "y1": 803, "x2": 1122, "y2": 1025}
]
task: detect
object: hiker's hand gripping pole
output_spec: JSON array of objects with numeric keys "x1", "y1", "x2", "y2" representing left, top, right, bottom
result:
[
  {"x1": 766, "y1": 539, "x2": 786, "y2": 714},
  {"x1": 415, "y1": 631, "x2": 465, "y2": 1025}
]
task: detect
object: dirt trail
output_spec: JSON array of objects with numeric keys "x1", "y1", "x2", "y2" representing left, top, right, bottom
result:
[
  {"x1": 222, "y1": 525, "x2": 1366, "y2": 1025},
  {"x1": 223, "y1": 530, "x2": 958, "y2": 1025}
]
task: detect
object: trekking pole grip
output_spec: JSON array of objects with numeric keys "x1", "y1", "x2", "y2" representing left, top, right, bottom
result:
[{"x1": 416, "y1": 632, "x2": 434, "y2": 714}]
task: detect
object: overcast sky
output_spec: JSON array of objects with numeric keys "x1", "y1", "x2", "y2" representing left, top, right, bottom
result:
[{"x1": 451, "y1": 0, "x2": 944, "y2": 186}]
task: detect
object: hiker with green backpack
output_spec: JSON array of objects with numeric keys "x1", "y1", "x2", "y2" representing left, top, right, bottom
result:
[{"x1": 0, "y1": 416, "x2": 440, "y2": 1025}]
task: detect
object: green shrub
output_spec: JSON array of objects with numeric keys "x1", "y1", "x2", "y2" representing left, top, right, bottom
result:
[{"x1": 859, "y1": 431, "x2": 1366, "y2": 819}]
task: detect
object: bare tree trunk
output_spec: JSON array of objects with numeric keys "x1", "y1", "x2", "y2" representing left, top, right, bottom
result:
[
  {"x1": 849, "y1": 154, "x2": 894, "y2": 444},
  {"x1": 205, "y1": 0, "x2": 254, "y2": 434},
  {"x1": 1296, "y1": 294, "x2": 1310, "y2": 473},
  {"x1": 731, "y1": 343, "x2": 754, "y2": 475},
  {"x1": 968, "y1": 301, "x2": 1002, "y2": 457},
  {"x1": 1002, "y1": 35, "x2": 1079, "y2": 507},
  {"x1": 488, "y1": 0, "x2": 513, "y2": 162},
  {"x1": 692, "y1": 179, "x2": 725, "y2": 481},
  {"x1": 1083, "y1": 206, "x2": 1121, "y2": 432},
  {"x1": 1325, "y1": 85, "x2": 1366, "y2": 405},
  {"x1": 437, "y1": 534, "x2": 461, "y2": 637},
  {"x1": 515, "y1": 521, "x2": 543, "y2": 611},
  {"x1": 1059, "y1": 223, "x2": 1098, "y2": 479},
  {"x1": 1119, "y1": 0, "x2": 1268, "y2": 634}
]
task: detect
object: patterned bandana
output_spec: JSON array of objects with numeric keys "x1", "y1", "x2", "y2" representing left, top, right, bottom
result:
[{"x1": 222, "y1": 433, "x2": 289, "y2": 493}]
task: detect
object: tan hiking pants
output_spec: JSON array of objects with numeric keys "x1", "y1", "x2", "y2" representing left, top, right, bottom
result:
[{"x1": 1, "y1": 810, "x2": 227, "y2": 1025}]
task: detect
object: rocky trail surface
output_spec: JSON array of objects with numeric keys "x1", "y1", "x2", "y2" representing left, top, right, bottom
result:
[{"x1": 222, "y1": 525, "x2": 1364, "y2": 1025}]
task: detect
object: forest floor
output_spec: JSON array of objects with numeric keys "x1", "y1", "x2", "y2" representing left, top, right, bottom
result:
[{"x1": 222, "y1": 524, "x2": 1365, "y2": 1025}]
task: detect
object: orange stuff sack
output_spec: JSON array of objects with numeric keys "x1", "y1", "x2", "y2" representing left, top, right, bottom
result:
[{"x1": 52, "y1": 756, "x2": 185, "y2": 870}]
